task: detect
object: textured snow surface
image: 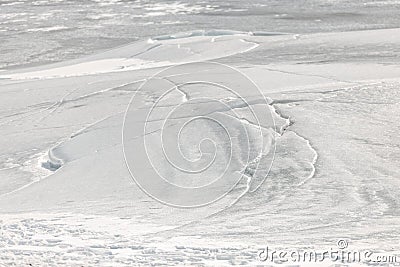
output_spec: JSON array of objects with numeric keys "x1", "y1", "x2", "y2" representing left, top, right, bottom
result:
[{"x1": 1, "y1": 29, "x2": 400, "y2": 266}]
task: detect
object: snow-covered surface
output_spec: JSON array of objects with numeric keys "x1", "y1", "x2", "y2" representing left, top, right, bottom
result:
[{"x1": 1, "y1": 28, "x2": 400, "y2": 265}]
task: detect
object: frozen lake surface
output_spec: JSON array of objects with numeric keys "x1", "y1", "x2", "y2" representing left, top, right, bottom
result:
[{"x1": 2, "y1": 0, "x2": 400, "y2": 68}]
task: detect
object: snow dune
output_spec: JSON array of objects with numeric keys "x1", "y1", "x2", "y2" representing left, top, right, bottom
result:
[{"x1": 0, "y1": 30, "x2": 260, "y2": 80}]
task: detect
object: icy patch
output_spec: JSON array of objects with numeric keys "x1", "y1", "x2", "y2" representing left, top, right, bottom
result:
[
  {"x1": 143, "y1": 1, "x2": 219, "y2": 15},
  {"x1": 26, "y1": 26, "x2": 69, "y2": 32},
  {"x1": 0, "y1": 1, "x2": 24, "y2": 6}
]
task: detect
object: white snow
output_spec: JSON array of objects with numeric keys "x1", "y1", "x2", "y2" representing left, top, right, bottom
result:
[{"x1": 0, "y1": 28, "x2": 400, "y2": 265}]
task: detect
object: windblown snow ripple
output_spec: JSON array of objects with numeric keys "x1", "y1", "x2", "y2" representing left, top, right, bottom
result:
[{"x1": 122, "y1": 62, "x2": 277, "y2": 207}]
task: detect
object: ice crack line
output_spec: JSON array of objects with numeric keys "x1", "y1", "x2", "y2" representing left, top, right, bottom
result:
[
  {"x1": 162, "y1": 77, "x2": 190, "y2": 102},
  {"x1": 237, "y1": 98, "x2": 318, "y2": 209},
  {"x1": 270, "y1": 101, "x2": 318, "y2": 186},
  {"x1": 262, "y1": 66, "x2": 361, "y2": 85}
]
